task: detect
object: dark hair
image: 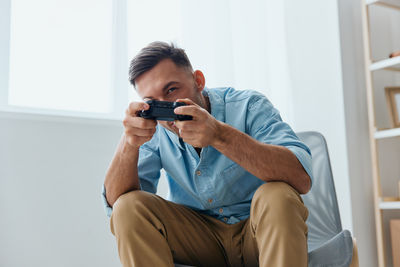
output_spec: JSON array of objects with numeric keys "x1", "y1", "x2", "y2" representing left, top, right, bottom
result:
[{"x1": 129, "y1": 41, "x2": 193, "y2": 87}]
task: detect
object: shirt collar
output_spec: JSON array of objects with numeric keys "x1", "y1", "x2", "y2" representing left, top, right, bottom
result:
[
  {"x1": 163, "y1": 87, "x2": 226, "y2": 150},
  {"x1": 205, "y1": 87, "x2": 225, "y2": 123}
]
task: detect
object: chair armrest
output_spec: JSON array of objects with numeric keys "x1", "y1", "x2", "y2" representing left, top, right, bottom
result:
[{"x1": 308, "y1": 230, "x2": 353, "y2": 267}]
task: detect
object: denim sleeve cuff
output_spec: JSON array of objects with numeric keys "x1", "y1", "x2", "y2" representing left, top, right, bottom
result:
[
  {"x1": 286, "y1": 145, "x2": 313, "y2": 188},
  {"x1": 102, "y1": 184, "x2": 113, "y2": 218}
]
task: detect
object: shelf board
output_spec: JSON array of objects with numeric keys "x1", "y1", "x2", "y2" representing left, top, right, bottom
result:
[
  {"x1": 370, "y1": 56, "x2": 400, "y2": 71},
  {"x1": 379, "y1": 200, "x2": 400, "y2": 209},
  {"x1": 366, "y1": 0, "x2": 400, "y2": 10},
  {"x1": 374, "y1": 127, "x2": 400, "y2": 139}
]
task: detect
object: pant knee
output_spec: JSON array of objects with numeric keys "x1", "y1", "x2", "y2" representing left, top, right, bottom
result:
[
  {"x1": 111, "y1": 190, "x2": 158, "y2": 234},
  {"x1": 251, "y1": 182, "x2": 308, "y2": 224},
  {"x1": 113, "y1": 190, "x2": 153, "y2": 215}
]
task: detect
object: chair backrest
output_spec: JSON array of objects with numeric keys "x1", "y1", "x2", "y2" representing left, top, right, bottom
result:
[{"x1": 296, "y1": 131, "x2": 342, "y2": 252}]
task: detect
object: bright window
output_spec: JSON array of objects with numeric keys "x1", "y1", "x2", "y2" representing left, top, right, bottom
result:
[{"x1": 8, "y1": 0, "x2": 113, "y2": 113}]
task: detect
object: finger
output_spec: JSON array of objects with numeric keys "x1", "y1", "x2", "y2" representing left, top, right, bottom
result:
[
  {"x1": 179, "y1": 130, "x2": 197, "y2": 140},
  {"x1": 174, "y1": 105, "x2": 202, "y2": 117},
  {"x1": 175, "y1": 98, "x2": 199, "y2": 107},
  {"x1": 174, "y1": 120, "x2": 197, "y2": 131},
  {"x1": 178, "y1": 127, "x2": 199, "y2": 138},
  {"x1": 123, "y1": 116, "x2": 157, "y2": 129},
  {"x1": 180, "y1": 135, "x2": 202, "y2": 147},
  {"x1": 127, "y1": 102, "x2": 150, "y2": 116}
]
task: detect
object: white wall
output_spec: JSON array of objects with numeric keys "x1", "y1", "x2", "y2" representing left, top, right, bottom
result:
[
  {"x1": 284, "y1": 0, "x2": 353, "y2": 236},
  {"x1": 0, "y1": 112, "x2": 122, "y2": 267}
]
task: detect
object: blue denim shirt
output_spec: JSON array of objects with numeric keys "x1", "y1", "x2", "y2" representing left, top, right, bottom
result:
[{"x1": 102, "y1": 87, "x2": 312, "y2": 224}]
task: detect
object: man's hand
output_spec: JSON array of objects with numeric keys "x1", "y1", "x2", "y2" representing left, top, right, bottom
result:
[
  {"x1": 175, "y1": 98, "x2": 310, "y2": 194},
  {"x1": 123, "y1": 102, "x2": 157, "y2": 148},
  {"x1": 174, "y1": 98, "x2": 221, "y2": 148}
]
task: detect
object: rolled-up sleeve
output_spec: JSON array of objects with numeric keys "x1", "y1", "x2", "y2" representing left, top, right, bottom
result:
[
  {"x1": 102, "y1": 184, "x2": 113, "y2": 218},
  {"x1": 286, "y1": 145, "x2": 313, "y2": 184},
  {"x1": 246, "y1": 94, "x2": 313, "y2": 185}
]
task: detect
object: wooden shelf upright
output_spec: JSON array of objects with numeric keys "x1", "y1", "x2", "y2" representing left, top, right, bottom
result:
[{"x1": 361, "y1": 0, "x2": 400, "y2": 266}]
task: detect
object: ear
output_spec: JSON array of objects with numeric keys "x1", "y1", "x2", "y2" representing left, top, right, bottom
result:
[{"x1": 193, "y1": 70, "x2": 205, "y2": 92}]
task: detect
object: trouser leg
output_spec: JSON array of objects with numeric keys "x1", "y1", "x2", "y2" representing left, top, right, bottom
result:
[
  {"x1": 242, "y1": 182, "x2": 309, "y2": 267},
  {"x1": 110, "y1": 190, "x2": 229, "y2": 267}
]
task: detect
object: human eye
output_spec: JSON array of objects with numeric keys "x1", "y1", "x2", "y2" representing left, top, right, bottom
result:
[{"x1": 167, "y1": 87, "x2": 177, "y2": 94}]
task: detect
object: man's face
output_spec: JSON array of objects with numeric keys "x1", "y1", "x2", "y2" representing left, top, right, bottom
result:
[{"x1": 135, "y1": 58, "x2": 204, "y2": 136}]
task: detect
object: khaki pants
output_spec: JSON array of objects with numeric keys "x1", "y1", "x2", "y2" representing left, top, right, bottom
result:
[{"x1": 110, "y1": 182, "x2": 308, "y2": 267}]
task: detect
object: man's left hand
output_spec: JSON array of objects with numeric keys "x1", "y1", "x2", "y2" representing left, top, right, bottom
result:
[{"x1": 174, "y1": 98, "x2": 221, "y2": 148}]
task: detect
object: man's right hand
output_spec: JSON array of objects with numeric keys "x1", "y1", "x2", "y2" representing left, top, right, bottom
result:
[{"x1": 123, "y1": 102, "x2": 157, "y2": 148}]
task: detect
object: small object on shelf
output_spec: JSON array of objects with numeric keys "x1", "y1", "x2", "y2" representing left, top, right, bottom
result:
[
  {"x1": 389, "y1": 50, "x2": 400, "y2": 58},
  {"x1": 391, "y1": 220, "x2": 400, "y2": 267},
  {"x1": 383, "y1": 196, "x2": 400, "y2": 201},
  {"x1": 385, "y1": 87, "x2": 400, "y2": 128}
]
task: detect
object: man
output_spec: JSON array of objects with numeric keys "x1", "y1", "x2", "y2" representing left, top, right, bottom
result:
[{"x1": 102, "y1": 41, "x2": 312, "y2": 267}]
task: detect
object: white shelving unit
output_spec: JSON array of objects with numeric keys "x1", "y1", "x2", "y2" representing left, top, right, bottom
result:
[
  {"x1": 362, "y1": 0, "x2": 400, "y2": 266},
  {"x1": 370, "y1": 56, "x2": 400, "y2": 71},
  {"x1": 374, "y1": 127, "x2": 400, "y2": 139},
  {"x1": 379, "y1": 200, "x2": 400, "y2": 210},
  {"x1": 366, "y1": 0, "x2": 400, "y2": 10}
]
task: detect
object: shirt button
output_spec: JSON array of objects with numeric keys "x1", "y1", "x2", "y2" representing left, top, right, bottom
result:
[
  {"x1": 196, "y1": 170, "x2": 201, "y2": 176},
  {"x1": 223, "y1": 217, "x2": 228, "y2": 222},
  {"x1": 208, "y1": 198, "x2": 213, "y2": 203},
  {"x1": 219, "y1": 208, "x2": 223, "y2": 214}
]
